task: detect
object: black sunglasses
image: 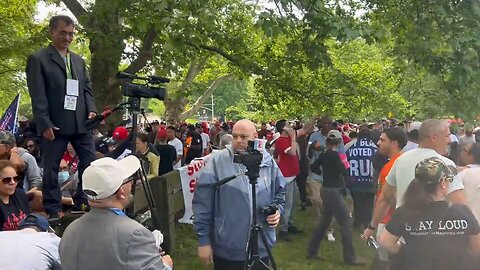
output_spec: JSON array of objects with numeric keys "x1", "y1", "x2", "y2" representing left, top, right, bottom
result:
[{"x1": 1, "y1": 176, "x2": 20, "y2": 184}]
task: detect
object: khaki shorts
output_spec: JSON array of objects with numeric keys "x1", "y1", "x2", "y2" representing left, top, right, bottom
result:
[{"x1": 307, "y1": 180, "x2": 323, "y2": 217}]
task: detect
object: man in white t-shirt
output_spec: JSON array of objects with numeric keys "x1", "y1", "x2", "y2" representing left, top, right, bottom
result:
[
  {"x1": 383, "y1": 119, "x2": 465, "y2": 209},
  {"x1": 167, "y1": 126, "x2": 183, "y2": 169}
]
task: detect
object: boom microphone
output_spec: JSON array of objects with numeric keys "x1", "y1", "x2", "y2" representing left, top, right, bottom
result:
[
  {"x1": 116, "y1": 72, "x2": 136, "y2": 80},
  {"x1": 116, "y1": 72, "x2": 170, "y2": 84},
  {"x1": 149, "y1": 75, "x2": 170, "y2": 83}
]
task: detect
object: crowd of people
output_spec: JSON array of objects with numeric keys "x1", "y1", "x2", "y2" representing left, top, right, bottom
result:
[{"x1": 3, "y1": 13, "x2": 480, "y2": 270}]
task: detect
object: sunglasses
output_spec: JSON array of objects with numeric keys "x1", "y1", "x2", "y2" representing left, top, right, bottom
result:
[
  {"x1": 1, "y1": 176, "x2": 20, "y2": 184},
  {"x1": 27, "y1": 144, "x2": 35, "y2": 148}
]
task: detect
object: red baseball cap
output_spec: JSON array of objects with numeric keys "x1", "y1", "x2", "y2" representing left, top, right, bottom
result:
[
  {"x1": 157, "y1": 129, "x2": 168, "y2": 139},
  {"x1": 112, "y1": 126, "x2": 128, "y2": 141}
]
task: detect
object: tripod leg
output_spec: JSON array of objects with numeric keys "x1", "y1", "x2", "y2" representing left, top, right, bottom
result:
[
  {"x1": 245, "y1": 229, "x2": 255, "y2": 270},
  {"x1": 139, "y1": 164, "x2": 162, "y2": 230},
  {"x1": 258, "y1": 227, "x2": 277, "y2": 270}
]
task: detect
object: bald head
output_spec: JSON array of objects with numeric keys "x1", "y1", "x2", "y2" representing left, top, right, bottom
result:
[
  {"x1": 232, "y1": 119, "x2": 257, "y2": 153},
  {"x1": 233, "y1": 119, "x2": 256, "y2": 134}
]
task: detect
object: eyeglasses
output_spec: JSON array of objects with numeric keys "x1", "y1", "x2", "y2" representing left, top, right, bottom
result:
[
  {"x1": 122, "y1": 176, "x2": 137, "y2": 185},
  {"x1": 1, "y1": 176, "x2": 20, "y2": 184}
]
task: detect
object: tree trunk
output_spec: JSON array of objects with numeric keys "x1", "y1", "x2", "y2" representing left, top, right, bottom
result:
[
  {"x1": 63, "y1": 0, "x2": 157, "y2": 132},
  {"x1": 178, "y1": 74, "x2": 234, "y2": 121},
  {"x1": 164, "y1": 57, "x2": 208, "y2": 123},
  {"x1": 86, "y1": 1, "x2": 126, "y2": 132}
]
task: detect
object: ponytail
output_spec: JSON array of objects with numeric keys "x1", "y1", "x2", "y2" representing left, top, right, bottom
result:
[{"x1": 402, "y1": 178, "x2": 438, "y2": 219}]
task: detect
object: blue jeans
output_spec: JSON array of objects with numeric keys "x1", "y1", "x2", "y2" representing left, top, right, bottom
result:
[{"x1": 280, "y1": 179, "x2": 296, "y2": 232}]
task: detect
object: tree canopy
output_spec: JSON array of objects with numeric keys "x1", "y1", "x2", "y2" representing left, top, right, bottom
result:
[{"x1": 1, "y1": 0, "x2": 479, "y2": 124}]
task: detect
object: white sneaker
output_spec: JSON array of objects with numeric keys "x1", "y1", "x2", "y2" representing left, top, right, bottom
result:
[{"x1": 327, "y1": 233, "x2": 335, "y2": 242}]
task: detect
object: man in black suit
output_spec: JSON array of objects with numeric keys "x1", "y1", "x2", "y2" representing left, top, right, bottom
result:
[{"x1": 26, "y1": 15, "x2": 97, "y2": 219}]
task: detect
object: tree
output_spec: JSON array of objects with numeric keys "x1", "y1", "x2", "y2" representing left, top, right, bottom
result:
[
  {"x1": 0, "y1": 0, "x2": 45, "y2": 116},
  {"x1": 246, "y1": 36, "x2": 410, "y2": 121},
  {"x1": 42, "y1": 0, "x2": 271, "y2": 125},
  {"x1": 362, "y1": 0, "x2": 480, "y2": 120}
]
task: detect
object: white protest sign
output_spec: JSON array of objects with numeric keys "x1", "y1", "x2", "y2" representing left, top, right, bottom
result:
[{"x1": 177, "y1": 156, "x2": 210, "y2": 224}]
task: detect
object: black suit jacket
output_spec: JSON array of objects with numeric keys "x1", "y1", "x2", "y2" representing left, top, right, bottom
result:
[{"x1": 26, "y1": 44, "x2": 97, "y2": 136}]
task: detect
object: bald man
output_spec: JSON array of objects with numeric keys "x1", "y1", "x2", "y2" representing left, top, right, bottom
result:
[{"x1": 193, "y1": 119, "x2": 286, "y2": 270}]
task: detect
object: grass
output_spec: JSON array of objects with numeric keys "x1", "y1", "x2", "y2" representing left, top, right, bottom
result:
[{"x1": 172, "y1": 204, "x2": 375, "y2": 270}]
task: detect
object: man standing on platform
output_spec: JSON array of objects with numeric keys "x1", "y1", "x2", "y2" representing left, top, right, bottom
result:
[{"x1": 26, "y1": 15, "x2": 97, "y2": 220}]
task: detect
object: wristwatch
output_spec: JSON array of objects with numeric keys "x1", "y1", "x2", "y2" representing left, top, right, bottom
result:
[{"x1": 367, "y1": 224, "x2": 375, "y2": 230}]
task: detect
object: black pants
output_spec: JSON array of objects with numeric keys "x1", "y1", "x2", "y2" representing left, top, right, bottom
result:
[
  {"x1": 296, "y1": 171, "x2": 308, "y2": 203},
  {"x1": 307, "y1": 187, "x2": 356, "y2": 263},
  {"x1": 42, "y1": 133, "x2": 95, "y2": 214},
  {"x1": 351, "y1": 191, "x2": 375, "y2": 228},
  {"x1": 213, "y1": 255, "x2": 270, "y2": 270}
]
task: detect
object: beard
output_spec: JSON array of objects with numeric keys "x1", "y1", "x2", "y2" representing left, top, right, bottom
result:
[{"x1": 123, "y1": 193, "x2": 134, "y2": 209}]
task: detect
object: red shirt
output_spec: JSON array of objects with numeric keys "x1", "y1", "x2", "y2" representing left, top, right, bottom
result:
[
  {"x1": 275, "y1": 136, "x2": 300, "y2": 177},
  {"x1": 377, "y1": 153, "x2": 401, "y2": 224},
  {"x1": 62, "y1": 152, "x2": 78, "y2": 174}
]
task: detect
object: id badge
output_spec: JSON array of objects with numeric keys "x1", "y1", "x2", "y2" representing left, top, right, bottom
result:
[
  {"x1": 66, "y1": 79, "x2": 79, "y2": 96},
  {"x1": 64, "y1": 95, "x2": 77, "y2": 111}
]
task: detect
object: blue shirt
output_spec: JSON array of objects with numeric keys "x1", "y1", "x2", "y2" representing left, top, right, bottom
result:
[{"x1": 346, "y1": 138, "x2": 377, "y2": 192}]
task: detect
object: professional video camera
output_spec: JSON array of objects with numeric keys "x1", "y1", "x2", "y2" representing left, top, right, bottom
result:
[
  {"x1": 233, "y1": 140, "x2": 264, "y2": 167},
  {"x1": 117, "y1": 72, "x2": 169, "y2": 100}
]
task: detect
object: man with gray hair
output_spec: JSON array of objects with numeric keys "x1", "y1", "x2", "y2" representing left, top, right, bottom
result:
[
  {"x1": 219, "y1": 133, "x2": 233, "y2": 150},
  {"x1": 382, "y1": 119, "x2": 465, "y2": 210}
]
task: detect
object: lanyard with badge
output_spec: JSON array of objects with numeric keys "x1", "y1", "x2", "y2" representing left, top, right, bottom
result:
[{"x1": 64, "y1": 53, "x2": 79, "y2": 111}]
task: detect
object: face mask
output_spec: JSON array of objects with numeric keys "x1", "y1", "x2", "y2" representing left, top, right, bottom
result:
[{"x1": 58, "y1": 171, "x2": 70, "y2": 183}]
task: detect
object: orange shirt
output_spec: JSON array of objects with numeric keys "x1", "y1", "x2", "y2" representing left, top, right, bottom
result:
[
  {"x1": 377, "y1": 153, "x2": 401, "y2": 224},
  {"x1": 184, "y1": 136, "x2": 192, "y2": 157}
]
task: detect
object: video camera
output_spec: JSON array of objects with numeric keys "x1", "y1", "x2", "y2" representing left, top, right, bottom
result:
[
  {"x1": 117, "y1": 72, "x2": 169, "y2": 100},
  {"x1": 233, "y1": 140, "x2": 265, "y2": 168}
]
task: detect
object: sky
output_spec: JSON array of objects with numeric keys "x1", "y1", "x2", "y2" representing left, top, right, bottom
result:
[
  {"x1": 35, "y1": 1, "x2": 74, "y2": 22},
  {"x1": 35, "y1": 0, "x2": 280, "y2": 23}
]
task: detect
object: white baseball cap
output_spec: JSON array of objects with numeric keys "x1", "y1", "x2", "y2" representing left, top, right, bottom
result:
[
  {"x1": 83, "y1": 156, "x2": 140, "y2": 200},
  {"x1": 327, "y1": 129, "x2": 342, "y2": 140}
]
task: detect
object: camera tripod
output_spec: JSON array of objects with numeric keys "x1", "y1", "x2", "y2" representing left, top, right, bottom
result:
[
  {"x1": 86, "y1": 96, "x2": 162, "y2": 231},
  {"x1": 121, "y1": 96, "x2": 162, "y2": 231},
  {"x1": 214, "y1": 162, "x2": 277, "y2": 270}
]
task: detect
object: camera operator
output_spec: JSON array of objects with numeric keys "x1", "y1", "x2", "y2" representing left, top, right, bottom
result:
[
  {"x1": 193, "y1": 119, "x2": 286, "y2": 270},
  {"x1": 60, "y1": 156, "x2": 173, "y2": 270}
]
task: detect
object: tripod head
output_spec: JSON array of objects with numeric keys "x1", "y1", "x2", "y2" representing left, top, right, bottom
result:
[{"x1": 233, "y1": 140, "x2": 265, "y2": 182}]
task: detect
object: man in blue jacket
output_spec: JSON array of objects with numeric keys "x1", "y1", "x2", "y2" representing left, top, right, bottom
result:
[{"x1": 193, "y1": 119, "x2": 286, "y2": 270}]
